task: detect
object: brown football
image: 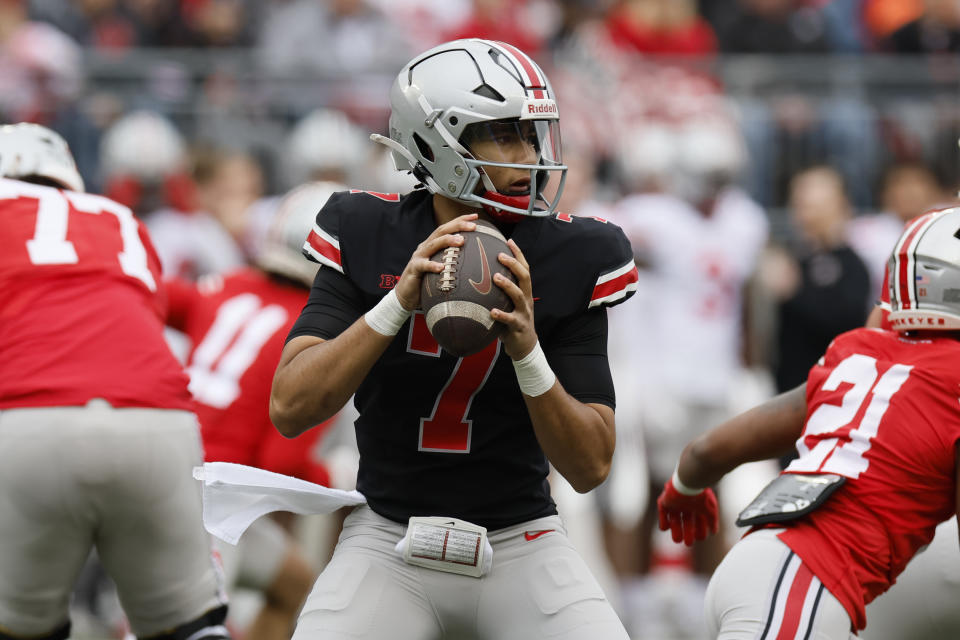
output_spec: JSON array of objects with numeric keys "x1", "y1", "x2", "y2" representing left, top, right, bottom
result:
[{"x1": 420, "y1": 219, "x2": 516, "y2": 357}]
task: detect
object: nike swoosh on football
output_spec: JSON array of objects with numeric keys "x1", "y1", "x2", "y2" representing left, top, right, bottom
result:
[
  {"x1": 523, "y1": 529, "x2": 555, "y2": 541},
  {"x1": 469, "y1": 238, "x2": 493, "y2": 295}
]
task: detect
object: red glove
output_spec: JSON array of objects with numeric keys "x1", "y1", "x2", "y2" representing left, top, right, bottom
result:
[{"x1": 657, "y1": 476, "x2": 719, "y2": 546}]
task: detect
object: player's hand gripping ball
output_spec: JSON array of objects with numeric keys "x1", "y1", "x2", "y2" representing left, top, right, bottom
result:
[{"x1": 420, "y1": 219, "x2": 517, "y2": 357}]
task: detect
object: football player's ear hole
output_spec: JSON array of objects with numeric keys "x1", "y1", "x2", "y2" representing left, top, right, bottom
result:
[{"x1": 413, "y1": 133, "x2": 434, "y2": 162}]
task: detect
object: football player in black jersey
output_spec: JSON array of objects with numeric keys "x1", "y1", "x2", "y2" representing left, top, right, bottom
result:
[{"x1": 270, "y1": 39, "x2": 639, "y2": 640}]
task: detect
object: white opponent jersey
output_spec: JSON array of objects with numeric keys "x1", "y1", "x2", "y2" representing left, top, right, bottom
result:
[
  {"x1": 608, "y1": 187, "x2": 768, "y2": 403},
  {"x1": 145, "y1": 207, "x2": 246, "y2": 279}
]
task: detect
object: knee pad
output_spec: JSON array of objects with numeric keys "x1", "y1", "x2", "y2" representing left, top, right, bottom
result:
[
  {"x1": 140, "y1": 605, "x2": 230, "y2": 640},
  {"x1": 0, "y1": 621, "x2": 69, "y2": 640}
]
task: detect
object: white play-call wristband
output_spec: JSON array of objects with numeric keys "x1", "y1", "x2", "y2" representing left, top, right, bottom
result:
[
  {"x1": 364, "y1": 289, "x2": 412, "y2": 337},
  {"x1": 512, "y1": 341, "x2": 556, "y2": 397},
  {"x1": 672, "y1": 467, "x2": 704, "y2": 496}
]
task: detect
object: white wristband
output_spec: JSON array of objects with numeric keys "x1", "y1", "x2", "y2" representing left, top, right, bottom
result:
[
  {"x1": 512, "y1": 341, "x2": 556, "y2": 397},
  {"x1": 364, "y1": 289, "x2": 412, "y2": 337},
  {"x1": 672, "y1": 467, "x2": 703, "y2": 496}
]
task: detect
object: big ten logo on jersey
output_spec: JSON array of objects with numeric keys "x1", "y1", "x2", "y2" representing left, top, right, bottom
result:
[
  {"x1": 406, "y1": 311, "x2": 500, "y2": 454},
  {"x1": 380, "y1": 274, "x2": 401, "y2": 289},
  {"x1": 0, "y1": 179, "x2": 156, "y2": 290},
  {"x1": 187, "y1": 293, "x2": 288, "y2": 408}
]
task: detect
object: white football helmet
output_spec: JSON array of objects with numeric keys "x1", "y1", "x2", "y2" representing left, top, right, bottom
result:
[
  {"x1": 887, "y1": 207, "x2": 960, "y2": 330},
  {"x1": 373, "y1": 38, "x2": 566, "y2": 221},
  {"x1": 100, "y1": 110, "x2": 187, "y2": 182},
  {"x1": 673, "y1": 117, "x2": 746, "y2": 204},
  {"x1": 257, "y1": 181, "x2": 346, "y2": 286},
  {"x1": 286, "y1": 108, "x2": 368, "y2": 187},
  {"x1": 0, "y1": 122, "x2": 84, "y2": 192},
  {"x1": 616, "y1": 121, "x2": 679, "y2": 188}
]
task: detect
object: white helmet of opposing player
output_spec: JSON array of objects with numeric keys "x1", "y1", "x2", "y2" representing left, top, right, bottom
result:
[
  {"x1": 0, "y1": 122, "x2": 84, "y2": 192},
  {"x1": 257, "y1": 181, "x2": 346, "y2": 286},
  {"x1": 887, "y1": 207, "x2": 960, "y2": 330},
  {"x1": 673, "y1": 118, "x2": 746, "y2": 204},
  {"x1": 374, "y1": 38, "x2": 567, "y2": 220},
  {"x1": 286, "y1": 108, "x2": 368, "y2": 187},
  {"x1": 616, "y1": 121, "x2": 679, "y2": 187},
  {"x1": 100, "y1": 110, "x2": 187, "y2": 182}
]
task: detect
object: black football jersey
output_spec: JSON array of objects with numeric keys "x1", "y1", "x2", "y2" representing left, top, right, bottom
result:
[{"x1": 289, "y1": 189, "x2": 638, "y2": 530}]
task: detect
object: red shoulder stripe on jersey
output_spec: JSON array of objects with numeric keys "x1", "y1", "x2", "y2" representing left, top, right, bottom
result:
[
  {"x1": 588, "y1": 260, "x2": 639, "y2": 309},
  {"x1": 304, "y1": 225, "x2": 343, "y2": 274},
  {"x1": 349, "y1": 189, "x2": 401, "y2": 202}
]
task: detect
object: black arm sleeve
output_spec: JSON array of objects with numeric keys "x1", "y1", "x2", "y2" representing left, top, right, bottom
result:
[
  {"x1": 286, "y1": 265, "x2": 368, "y2": 342},
  {"x1": 545, "y1": 308, "x2": 616, "y2": 409}
]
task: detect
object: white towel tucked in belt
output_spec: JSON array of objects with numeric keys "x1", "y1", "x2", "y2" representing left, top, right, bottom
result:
[{"x1": 193, "y1": 462, "x2": 366, "y2": 545}]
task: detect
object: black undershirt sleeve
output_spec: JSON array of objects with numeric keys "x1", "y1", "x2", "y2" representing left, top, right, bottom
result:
[
  {"x1": 286, "y1": 265, "x2": 368, "y2": 342},
  {"x1": 544, "y1": 307, "x2": 616, "y2": 409}
]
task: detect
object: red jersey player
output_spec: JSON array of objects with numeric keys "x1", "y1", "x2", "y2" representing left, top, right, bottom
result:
[
  {"x1": 858, "y1": 205, "x2": 960, "y2": 640},
  {"x1": 0, "y1": 123, "x2": 230, "y2": 640},
  {"x1": 165, "y1": 186, "x2": 344, "y2": 487},
  {"x1": 656, "y1": 207, "x2": 960, "y2": 638},
  {"x1": 165, "y1": 181, "x2": 346, "y2": 640}
]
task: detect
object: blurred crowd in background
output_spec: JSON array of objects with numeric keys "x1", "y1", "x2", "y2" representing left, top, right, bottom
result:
[
  {"x1": 4, "y1": 0, "x2": 960, "y2": 639},
  {"x1": 3, "y1": 0, "x2": 960, "y2": 210}
]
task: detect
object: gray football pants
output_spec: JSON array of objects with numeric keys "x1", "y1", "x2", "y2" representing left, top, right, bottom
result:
[
  {"x1": 292, "y1": 505, "x2": 629, "y2": 640},
  {"x1": 0, "y1": 400, "x2": 226, "y2": 637},
  {"x1": 705, "y1": 529, "x2": 854, "y2": 640}
]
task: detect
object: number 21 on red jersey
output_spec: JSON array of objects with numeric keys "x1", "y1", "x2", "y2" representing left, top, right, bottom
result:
[{"x1": 787, "y1": 354, "x2": 912, "y2": 478}]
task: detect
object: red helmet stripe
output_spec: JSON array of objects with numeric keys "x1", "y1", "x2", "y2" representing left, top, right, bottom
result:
[
  {"x1": 893, "y1": 211, "x2": 939, "y2": 310},
  {"x1": 490, "y1": 40, "x2": 547, "y2": 99}
]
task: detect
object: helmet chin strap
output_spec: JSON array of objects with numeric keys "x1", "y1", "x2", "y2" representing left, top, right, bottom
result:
[
  {"x1": 481, "y1": 194, "x2": 529, "y2": 223},
  {"x1": 476, "y1": 167, "x2": 533, "y2": 222}
]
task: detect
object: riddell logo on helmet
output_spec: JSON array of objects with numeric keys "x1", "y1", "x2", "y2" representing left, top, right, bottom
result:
[
  {"x1": 521, "y1": 100, "x2": 558, "y2": 119},
  {"x1": 527, "y1": 103, "x2": 556, "y2": 114}
]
